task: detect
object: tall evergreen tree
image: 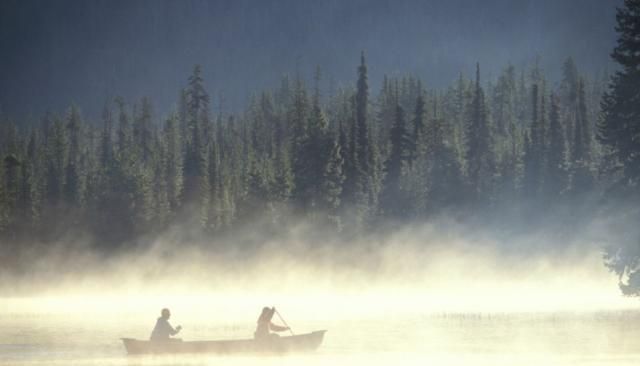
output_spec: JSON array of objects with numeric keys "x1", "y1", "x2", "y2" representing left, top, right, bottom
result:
[
  {"x1": 163, "y1": 112, "x2": 184, "y2": 214},
  {"x1": 3, "y1": 154, "x2": 20, "y2": 234},
  {"x1": 523, "y1": 83, "x2": 545, "y2": 198},
  {"x1": 560, "y1": 56, "x2": 580, "y2": 154},
  {"x1": 134, "y1": 97, "x2": 154, "y2": 164},
  {"x1": 569, "y1": 78, "x2": 594, "y2": 195},
  {"x1": 492, "y1": 65, "x2": 517, "y2": 136},
  {"x1": 411, "y1": 91, "x2": 427, "y2": 164},
  {"x1": 353, "y1": 51, "x2": 377, "y2": 219},
  {"x1": 599, "y1": 0, "x2": 640, "y2": 186},
  {"x1": 545, "y1": 93, "x2": 568, "y2": 198},
  {"x1": 99, "y1": 101, "x2": 114, "y2": 170},
  {"x1": 465, "y1": 63, "x2": 494, "y2": 204},
  {"x1": 423, "y1": 102, "x2": 464, "y2": 213},
  {"x1": 290, "y1": 75, "x2": 313, "y2": 210},
  {"x1": 320, "y1": 136, "x2": 345, "y2": 227},
  {"x1": 183, "y1": 65, "x2": 211, "y2": 226},
  {"x1": 44, "y1": 117, "x2": 66, "y2": 211},
  {"x1": 599, "y1": 0, "x2": 640, "y2": 296},
  {"x1": 380, "y1": 96, "x2": 411, "y2": 218},
  {"x1": 64, "y1": 105, "x2": 82, "y2": 209},
  {"x1": 115, "y1": 97, "x2": 132, "y2": 159}
]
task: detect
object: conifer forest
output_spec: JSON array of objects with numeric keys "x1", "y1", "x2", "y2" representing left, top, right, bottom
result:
[{"x1": 1, "y1": 0, "x2": 640, "y2": 298}]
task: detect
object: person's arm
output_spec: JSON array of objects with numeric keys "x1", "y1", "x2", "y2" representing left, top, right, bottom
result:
[
  {"x1": 269, "y1": 322, "x2": 289, "y2": 332},
  {"x1": 167, "y1": 321, "x2": 182, "y2": 335}
]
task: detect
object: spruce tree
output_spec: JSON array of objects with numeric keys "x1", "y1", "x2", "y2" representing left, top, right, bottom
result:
[
  {"x1": 599, "y1": 0, "x2": 640, "y2": 187},
  {"x1": 354, "y1": 52, "x2": 376, "y2": 219},
  {"x1": 424, "y1": 102, "x2": 464, "y2": 213},
  {"x1": 0, "y1": 164, "x2": 7, "y2": 234},
  {"x1": 290, "y1": 76, "x2": 312, "y2": 210},
  {"x1": 492, "y1": 65, "x2": 517, "y2": 136},
  {"x1": 134, "y1": 97, "x2": 154, "y2": 164},
  {"x1": 321, "y1": 136, "x2": 345, "y2": 227},
  {"x1": 569, "y1": 78, "x2": 594, "y2": 196},
  {"x1": 380, "y1": 99, "x2": 411, "y2": 218},
  {"x1": 598, "y1": 0, "x2": 640, "y2": 296},
  {"x1": 560, "y1": 57, "x2": 580, "y2": 154},
  {"x1": 3, "y1": 154, "x2": 20, "y2": 233},
  {"x1": 45, "y1": 117, "x2": 66, "y2": 210},
  {"x1": 100, "y1": 101, "x2": 114, "y2": 170},
  {"x1": 183, "y1": 65, "x2": 211, "y2": 226},
  {"x1": 338, "y1": 98, "x2": 357, "y2": 208},
  {"x1": 465, "y1": 63, "x2": 494, "y2": 204},
  {"x1": 523, "y1": 83, "x2": 544, "y2": 198},
  {"x1": 411, "y1": 91, "x2": 427, "y2": 164},
  {"x1": 163, "y1": 112, "x2": 183, "y2": 213},
  {"x1": 115, "y1": 97, "x2": 132, "y2": 160},
  {"x1": 545, "y1": 93, "x2": 568, "y2": 198},
  {"x1": 64, "y1": 105, "x2": 82, "y2": 209}
]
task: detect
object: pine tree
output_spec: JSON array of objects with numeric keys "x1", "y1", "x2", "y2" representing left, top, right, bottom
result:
[
  {"x1": 152, "y1": 138, "x2": 171, "y2": 228},
  {"x1": 410, "y1": 91, "x2": 427, "y2": 164},
  {"x1": 132, "y1": 165, "x2": 154, "y2": 232},
  {"x1": 305, "y1": 68, "x2": 334, "y2": 213},
  {"x1": 290, "y1": 75, "x2": 313, "y2": 210},
  {"x1": 354, "y1": 52, "x2": 376, "y2": 219},
  {"x1": 64, "y1": 105, "x2": 82, "y2": 209},
  {"x1": 183, "y1": 65, "x2": 211, "y2": 226},
  {"x1": 3, "y1": 154, "x2": 20, "y2": 234},
  {"x1": 206, "y1": 134, "x2": 222, "y2": 231},
  {"x1": 423, "y1": 102, "x2": 464, "y2": 213},
  {"x1": 465, "y1": 63, "x2": 495, "y2": 204},
  {"x1": 569, "y1": 78, "x2": 594, "y2": 196},
  {"x1": 45, "y1": 117, "x2": 66, "y2": 210},
  {"x1": 560, "y1": 56, "x2": 580, "y2": 154},
  {"x1": 163, "y1": 112, "x2": 183, "y2": 214},
  {"x1": 0, "y1": 163, "x2": 7, "y2": 234},
  {"x1": 321, "y1": 136, "x2": 345, "y2": 227},
  {"x1": 380, "y1": 99, "x2": 411, "y2": 218},
  {"x1": 599, "y1": 0, "x2": 640, "y2": 188},
  {"x1": 545, "y1": 93, "x2": 568, "y2": 198},
  {"x1": 115, "y1": 97, "x2": 132, "y2": 160},
  {"x1": 599, "y1": 0, "x2": 640, "y2": 296},
  {"x1": 377, "y1": 75, "x2": 396, "y2": 149},
  {"x1": 492, "y1": 65, "x2": 517, "y2": 136},
  {"x1": 25, "y1": 129, "x2": 43, "y2": 230},
  {"x1": 100, "y1": 101, "x2": 114, "y2": 170},
  {"x1": 523, "y1": 83, "x2": 544, "y2": 198},
  {"x1": 338, "y1": 97, "x2": 356, "y2": 207},
  {"x1": 134, "y1": 97, "x2": 154, "y2": 164}
]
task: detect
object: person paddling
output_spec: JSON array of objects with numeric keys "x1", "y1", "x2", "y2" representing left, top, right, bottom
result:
[
  {"x1": 150, "y1": 308, "x2": 182, "y2": 341},
  {"x1": 254, "y1": 306, "x2": 289, "y2": 339}
]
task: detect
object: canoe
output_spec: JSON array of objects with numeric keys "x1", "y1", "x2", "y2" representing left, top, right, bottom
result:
[{"x1": 121, "y1": 330, "x2": 326, "y2": 355}]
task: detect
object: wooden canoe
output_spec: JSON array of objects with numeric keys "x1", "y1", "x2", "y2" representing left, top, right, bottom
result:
[{"x1": 121, "y1": 330, "x2": 326, "y2": 355}]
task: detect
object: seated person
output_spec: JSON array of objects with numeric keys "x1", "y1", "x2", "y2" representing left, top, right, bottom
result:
[
  {"x1": 150, "y1": 308, "x2": 182, "y2": 341},
  {"x1": 254, "y1": 306, "x2": 289, "y2": 339}
]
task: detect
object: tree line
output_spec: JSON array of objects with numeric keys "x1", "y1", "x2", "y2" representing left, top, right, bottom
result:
[
  {"x1": 0, "y1": 51, "x2": 609, "y2": 247},
  {"x1": 1, "y1": 0, "x2": 639, "y2": 298}
]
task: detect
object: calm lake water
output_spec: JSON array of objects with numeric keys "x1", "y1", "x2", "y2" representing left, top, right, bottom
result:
[{"x1": 1, "y1": 300, "x2": 640, "y2": 366}]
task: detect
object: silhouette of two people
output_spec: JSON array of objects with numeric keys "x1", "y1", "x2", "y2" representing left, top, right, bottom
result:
[{"x1": 150, "y1": 306, "x2": 289, "y2": 341}]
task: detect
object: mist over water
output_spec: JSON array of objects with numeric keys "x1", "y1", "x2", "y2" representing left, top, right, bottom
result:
[
  {"x1": 2, "y1": 218, "x2": 640, "y2": 365},
  {"x1": 3, "y1": 213, "x2": 637, "y2": 312}
]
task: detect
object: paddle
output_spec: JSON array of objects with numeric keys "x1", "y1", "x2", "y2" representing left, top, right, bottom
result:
[{"x1": 274, "y1": 308, "x2": 295, "y2": 336}]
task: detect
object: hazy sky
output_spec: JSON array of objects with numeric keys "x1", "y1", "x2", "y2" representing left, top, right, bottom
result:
[{"x1": 0, "y1": 0, "x2": 621, "y2": 120}]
